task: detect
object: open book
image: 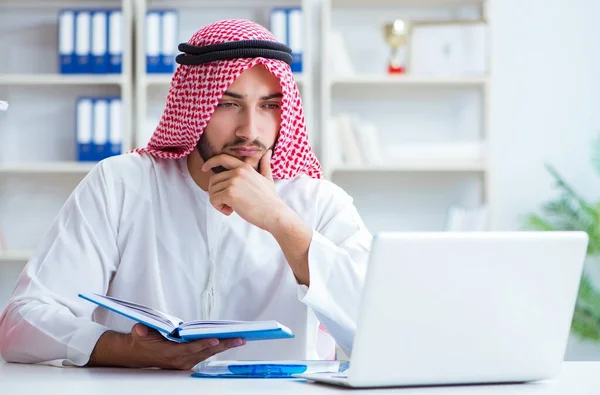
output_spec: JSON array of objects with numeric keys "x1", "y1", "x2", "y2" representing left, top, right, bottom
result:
[{"x1": 78, "y1": 293, "x2": 294, "y2": 343}]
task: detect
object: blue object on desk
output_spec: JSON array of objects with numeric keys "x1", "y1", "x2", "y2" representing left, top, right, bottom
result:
[{"x1": 192, "y1": 364, "x2": 307, "y2": 379}]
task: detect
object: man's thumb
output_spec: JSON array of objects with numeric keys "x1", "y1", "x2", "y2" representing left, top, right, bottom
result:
[{"x1": 133, "y1": 323, "x2": 149, "y2": 338}]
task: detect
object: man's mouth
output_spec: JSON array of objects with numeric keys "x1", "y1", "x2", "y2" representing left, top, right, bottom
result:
[{"x1": 228, "y1": 146, "x2": 261, "y2": 157}]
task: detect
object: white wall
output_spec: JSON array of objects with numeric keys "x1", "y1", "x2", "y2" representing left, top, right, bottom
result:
[
  {"x1": 489, "y1": 0, "x2": 600, "y2": 360},
  {"x1": 489, "y1": 0, "x2": 600, "y2": 230}
]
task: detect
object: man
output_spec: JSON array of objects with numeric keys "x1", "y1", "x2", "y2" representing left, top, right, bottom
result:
[{"x1": 0, "y1": 19, "x2": 371, "y2": 370}]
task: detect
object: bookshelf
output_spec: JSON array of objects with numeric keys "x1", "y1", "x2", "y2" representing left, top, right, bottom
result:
[
  {"x1": 0, "y1": 0, "x2": 134, "y2": 311},
  {"x1": 320, "y1": 0, "x2": 491, "y2": 233}
]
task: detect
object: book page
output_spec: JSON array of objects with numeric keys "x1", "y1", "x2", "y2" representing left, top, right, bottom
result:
[
  {"x1": 80, "y1": 293, "x2": 181, "y2": 332},
  {"x1": 101, "y1": 294, "x2": 183, "y2": 327}
]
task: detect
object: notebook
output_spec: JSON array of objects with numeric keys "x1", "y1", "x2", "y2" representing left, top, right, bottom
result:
[
  {"x1": 78, "y1": 293, "x2": 294, "y2": 343},
  {"x1": 192, "y1": 360, "x2": 348, "y2": 379}
]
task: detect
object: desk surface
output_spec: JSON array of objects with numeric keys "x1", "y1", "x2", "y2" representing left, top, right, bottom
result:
[{"x1": 0, "y1": 361, "x2": 599, "y2": 395}]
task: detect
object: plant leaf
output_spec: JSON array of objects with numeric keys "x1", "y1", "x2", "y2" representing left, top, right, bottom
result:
[
  {"x1": 592, "y1": 135, "x2": 600, "y2": 178},
  {"x1": 522, "y1": 214, "x2": 556, "y2": 231}
]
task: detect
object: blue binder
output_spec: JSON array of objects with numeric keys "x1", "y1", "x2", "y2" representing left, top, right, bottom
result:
[
  {"x1": 146, "y1": 10, "x2": 161, "y2": 73},
  {"x1": 76, "y1": 97, "x2": 94, "y2": 162},
  {"x1": 74, "y1": 10, "x2": 91, "y2": 73},
  {"x1": 159, "y1": 10, "x2": 178, "y2": 73},
  {"x1": 287, "y1": 7, "x2": 303, "y2": 73},
  {"x1": 108, "y1": 97, "x2": 122, "y2": 157},
  {"x1": 108, "y1": 9, "x2": 122, "y2": 74},
  {"x1": 269, "y1": 7, "x2": 303, "y2": 74},
  {"x1": 91, "y1": 10, "x2": 108, "y2": 74},
  {"x1": 92, "y1": 97, "x2": 109, "y2": 161},
  {"x1": 58, "y1": 9, "x2": 75, "y2": 74}
]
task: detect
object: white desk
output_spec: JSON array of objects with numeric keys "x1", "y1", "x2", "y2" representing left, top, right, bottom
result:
[{"x1": 0, "y1": 361, "x2": 599, "y2": 395}]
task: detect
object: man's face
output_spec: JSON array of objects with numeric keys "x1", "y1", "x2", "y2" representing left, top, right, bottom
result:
[{"x1": 198, "y1": 65, "x2": 282, "y2": 173}]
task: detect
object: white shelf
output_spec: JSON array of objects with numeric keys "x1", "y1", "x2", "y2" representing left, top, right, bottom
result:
[
  {"x1": 331, "y1": 159, "x2": 486, "y2": 173},
  {"x1": 144, "y1": 73, "x2": 305, "y2": 86},
  {"x1": 0, "y1": 74, "x2": 125, "y2": 86},
  {"x1": 331, "y1": 75, "x2": 488, "y2": 88},
  {"x1": 0, "y1": 250, "x2": 32, "y2": 263},
  {"x1": 0, "y1": 162, "x2": 96, "y2": 174},
  {"x1": 331, "y1": 0, "x2": 484, "y2": 6}
]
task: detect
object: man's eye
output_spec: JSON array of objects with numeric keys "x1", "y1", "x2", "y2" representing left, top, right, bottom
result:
[
  {"x1": 263, "y1": 103, "x2": 281, "y2": 110},
  {"x1": 217, "y1": 102, "x2": 237, "y2": 108}
]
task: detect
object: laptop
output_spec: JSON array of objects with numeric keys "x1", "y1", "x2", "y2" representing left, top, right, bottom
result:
[{"x1": 298, "y1": 231, "x2": 588, "y2": 388}]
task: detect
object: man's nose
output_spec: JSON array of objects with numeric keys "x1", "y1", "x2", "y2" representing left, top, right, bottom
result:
[{"x1": 236, "y1": 108, "x2": 260, "y2": 142}]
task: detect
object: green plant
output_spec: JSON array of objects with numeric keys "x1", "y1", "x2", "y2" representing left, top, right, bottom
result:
[{"x1": 523, "y1": 136, "x2": 600, "y2": 341}]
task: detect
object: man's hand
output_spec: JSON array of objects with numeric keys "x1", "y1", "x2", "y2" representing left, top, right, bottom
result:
[
  {"x1": 87, "y1": 324, "x2": 245, "y2": 370},
  {"x1": 202, "y1": 150, "x2": 287, "y2": 230},
  {"x1": 202, "y1": 150, "x2": 313, "y2": 285}
]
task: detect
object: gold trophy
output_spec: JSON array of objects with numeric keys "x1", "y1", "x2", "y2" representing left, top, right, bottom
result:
[{"x1": 383, "y1": 20, "x2": 409, "y2": 74}]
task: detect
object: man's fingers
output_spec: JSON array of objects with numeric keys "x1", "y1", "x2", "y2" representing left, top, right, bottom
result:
[
  {"x1": 207, "y1": 169, "x2": 235, "y2": 190},
  {"x1": 183, "y1": 338, "x2": 221, "y2": 354},
  {"x1": 209, "y1": 190, "x2": 234, "y2": 214},
  {"x1": 259, "y1": 150, "x2": 273, "y2": 180},
  {"x1": 195, "y1": 338, "x2": 246, "y2": 359},
  {"x1": 208, "y1": 178, "x2": 232, "y2": 196},
  {"x1": 202, "y1": 154, "x2": 246, "y2": 173},
  {"x1": 132, "y1": 324, "x2": 165, "y2": 344}
]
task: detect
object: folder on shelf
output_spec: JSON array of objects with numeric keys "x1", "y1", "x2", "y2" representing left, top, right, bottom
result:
[
  {"x1": 76, "y1": 97, "x2": 93, "y2": 162},
  {"x1": 58, "y1": 10, "x2": 75, "y2": 74},
  {"x1": 109, "y1": 97, "x2": 123, "y2": 157},
  {"x1": 93, "y1": 98, "x2": 109, "y2": 161},
  {"x1": 269, "y1": 8, "x2": 287, "y2": 50},
  {"x1": 108, "y1": 10, "x2": 123, "y2": 74},
  {"x1": 91, "y1": 10, "x2": 108, "y2": 74},
  {"x1": 269, "y1": 8, "x2": 303, "y2": 74},
  {"x1": 75, "y1": 10, "x2": 91, "y2": 73},
  {"x1": 146, "y1": 10, "x2": 161, "y2": 73},
  {"x1": 288, "y1": 8, "x2": 303, "y2": 73},
  {"x1": 160, "y1": 10, "x2": 178, "y2": 73}
]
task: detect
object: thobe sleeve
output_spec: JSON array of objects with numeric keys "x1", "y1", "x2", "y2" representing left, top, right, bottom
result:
[
  {"x1": 297, "y1": 184, "x2": 372, "y2": 356},
  {"x1": 0, "y1": 163, "x2": 119, "y2": 367}
]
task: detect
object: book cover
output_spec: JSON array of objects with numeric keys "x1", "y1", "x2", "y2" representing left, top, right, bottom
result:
[{"x1": 78, "y1": 292, "x2": 295, "y2": 343}]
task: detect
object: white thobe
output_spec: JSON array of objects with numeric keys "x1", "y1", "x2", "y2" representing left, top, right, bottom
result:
[{"x1": 0, "y1": 153, "x2": 372, "y2": 367}]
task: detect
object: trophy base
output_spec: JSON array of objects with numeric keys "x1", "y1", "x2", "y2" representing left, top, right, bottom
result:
[{"x1": 388, "y1": 64, "x2": 405, "y2": 74}]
